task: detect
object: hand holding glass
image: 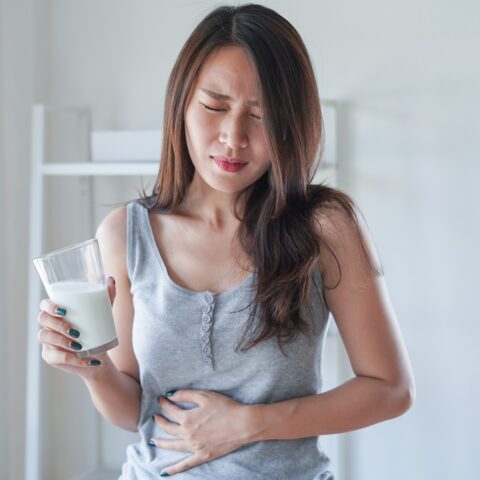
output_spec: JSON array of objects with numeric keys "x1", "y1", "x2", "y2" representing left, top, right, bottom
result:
[{"x1": 33, "y1": 238, "x2": 118, "y2": 358}]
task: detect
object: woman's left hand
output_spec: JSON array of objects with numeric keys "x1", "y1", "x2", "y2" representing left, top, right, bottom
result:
[{"x1": 151, "y1": 389, "x2": 257, "y2": 476}]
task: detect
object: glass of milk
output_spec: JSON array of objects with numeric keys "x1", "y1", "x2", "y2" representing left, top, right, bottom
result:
[{"x1": 33, "y1": 238, "x2": 118, "y2": 358}]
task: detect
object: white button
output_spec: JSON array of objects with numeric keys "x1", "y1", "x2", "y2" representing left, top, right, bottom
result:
[{"x1": 205, "y1": 293, "x2": 215, "y2": 303}]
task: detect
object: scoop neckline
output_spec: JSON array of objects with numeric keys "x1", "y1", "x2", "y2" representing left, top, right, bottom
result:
[{"x1": 138, "y1": 203, "x2": 256, "y2": 299}]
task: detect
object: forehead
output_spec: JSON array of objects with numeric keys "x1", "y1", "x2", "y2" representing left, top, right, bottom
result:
[{"x1": 195, "y1": 46, "x2": 260, "y2": 100}]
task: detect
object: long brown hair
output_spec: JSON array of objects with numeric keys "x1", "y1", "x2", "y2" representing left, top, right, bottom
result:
[{"x1": 135, "y1": 3, "x2": 383, "y2": 353}]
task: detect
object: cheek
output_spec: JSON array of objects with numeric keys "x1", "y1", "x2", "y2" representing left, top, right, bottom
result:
[
  {"x1": 185, "y1": 114, "x2": 202, "y2": 153},
  {"x1": 187, "y1": 112, "x2": 217, "y2": 147},
  {"x1": 251, "y1": 129, "x2": 270, "y2": 162}
]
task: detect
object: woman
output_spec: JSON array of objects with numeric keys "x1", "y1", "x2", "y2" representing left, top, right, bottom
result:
[{"x1": 37, "y1": 4, "x2": 415, "y2": 479}]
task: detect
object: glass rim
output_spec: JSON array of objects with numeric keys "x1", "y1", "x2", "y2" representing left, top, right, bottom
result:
[{"x1": 32, "y1": 238, "x2": 98, "y2": 263}]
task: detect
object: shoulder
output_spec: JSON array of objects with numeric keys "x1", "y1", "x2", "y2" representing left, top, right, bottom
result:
[
  {"x1": 313, "y1": 199, "x2": 362, "y2": 247},
  {"x1": 96, "y1": 204, "x2": 128, "y2": 240},
  {"x1": 312, "y1": 199, "x2": 382, "y2": 290},
  {"x1": 95, "y1": 204, "x2": 129, "y2": 275}
]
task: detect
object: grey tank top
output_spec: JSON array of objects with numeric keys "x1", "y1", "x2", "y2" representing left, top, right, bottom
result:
[{"x1": 120, "y1": 201, "x2": 335, "y2": 480}]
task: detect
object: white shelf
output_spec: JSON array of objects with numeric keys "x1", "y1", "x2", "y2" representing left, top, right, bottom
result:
[
  {"x1": 42, "y1": 162, "x2": 337, "y2": 178},
  {"x1": 42, "y1": 162, "x2": 160, "y2": 176}
]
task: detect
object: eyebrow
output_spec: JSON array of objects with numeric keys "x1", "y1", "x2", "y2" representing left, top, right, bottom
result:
[{"x1": 199, "y1": 88, "x2": 260, "y2": 107}]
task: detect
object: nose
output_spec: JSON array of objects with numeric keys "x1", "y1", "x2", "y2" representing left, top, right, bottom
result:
[{"x1": 219, "y1": 113, "x2": 249, "y2": 151}]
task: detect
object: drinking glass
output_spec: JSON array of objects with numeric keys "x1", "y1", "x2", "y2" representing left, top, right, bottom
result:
[{"x1": 33, "y1": 238, "x2": 118, "y2": 358}]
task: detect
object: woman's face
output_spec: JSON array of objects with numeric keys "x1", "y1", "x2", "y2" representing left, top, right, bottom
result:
[{"x1": 184, "y1": 45, "x2": 271, "y2": 194}]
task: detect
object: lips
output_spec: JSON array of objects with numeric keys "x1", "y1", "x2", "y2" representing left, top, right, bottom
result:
[
  {"x1": 213, "y1": 158, "x2": 247, "y2": 173},
  {"x1": 211, "y1": 155, "x2": 247, "y2": 165}
]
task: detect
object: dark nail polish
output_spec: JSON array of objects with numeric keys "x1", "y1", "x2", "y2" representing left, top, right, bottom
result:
[
  {"x1": 148, "y1": 439, "x2": 156, "y2": 447},
  {"x1": 55, "y1": 307, "x2": 66, "y2": 316},
  {"x1": 88, "y1": 359, "x2": 101, "y2": 366},
  {"x1": 165, "y1": 390, "x2": 176, "y2": 397},
  {"x1": 160, "y1": 473, "x2": 170, "y2": 477},
  {"x1": 68, "y1": 328, "x2": 80, "y2": 338},
  {"x1": 69, "y1": 341, "x2": 82, "y2": 350}
]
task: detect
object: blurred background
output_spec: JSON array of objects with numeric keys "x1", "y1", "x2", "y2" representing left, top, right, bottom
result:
[{"x1": 1, "y1": 0, "x2": 479, "y2": 479}]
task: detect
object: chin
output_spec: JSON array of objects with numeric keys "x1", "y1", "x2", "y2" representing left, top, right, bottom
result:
[{"x1": 206, "y1": 174, "x2": 250, "y2": 192}]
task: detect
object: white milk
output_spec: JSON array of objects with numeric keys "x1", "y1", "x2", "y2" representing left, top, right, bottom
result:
[{"x1": 48, "y1": 281, "x2": 118, "y2": 357}]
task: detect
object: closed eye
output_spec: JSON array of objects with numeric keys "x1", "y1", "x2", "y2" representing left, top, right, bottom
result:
[
  {"x1": 200, "y1": 102, "x2": 262, "y2": 120},
  {"x1": 202, "y1": 104, "x2": 225, "y2": 113}
]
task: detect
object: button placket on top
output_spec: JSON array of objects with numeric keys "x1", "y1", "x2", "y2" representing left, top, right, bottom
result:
[{"x1": 200, "y1": 293, "x2": 216, "y2": 369}]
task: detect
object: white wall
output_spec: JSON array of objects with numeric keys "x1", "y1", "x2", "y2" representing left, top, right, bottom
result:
[
  {"x1": 2, "y1": 0, "x2": 480, "y2": 479},
  {"x1": 0, "y1": 3, "x2": 7, "y2": 474},
  {"x1": 0, "y1": 0, "x2": 49, "y2": 478}
]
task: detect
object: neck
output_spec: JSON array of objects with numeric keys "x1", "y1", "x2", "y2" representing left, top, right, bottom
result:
[{"x1": 179, "y1": 172, "x2": 246, "y2": 232}]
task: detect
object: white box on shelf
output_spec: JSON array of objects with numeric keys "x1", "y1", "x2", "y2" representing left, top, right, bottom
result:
[{"x1": 91, "y1": 130, "x2": 162, "y2": 162}]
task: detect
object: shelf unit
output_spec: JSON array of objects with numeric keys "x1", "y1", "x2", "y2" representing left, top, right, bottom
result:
[{"x1": 26, "y1": 103, "x2": 347, "y2": 480}]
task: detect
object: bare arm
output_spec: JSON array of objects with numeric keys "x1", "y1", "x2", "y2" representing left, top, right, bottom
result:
[
  {"x1": 82, "y1": 206, "x2": 142, "y2": 432},
  {"x1": 81, "y1": 351, "x2": 141, "y2": 432},
  {"x1": 37, "y1": 206, "x2": 141, "y2": 431},
  {"x1": 247, "y1": 204, "x2": 415, "y2": 441}
]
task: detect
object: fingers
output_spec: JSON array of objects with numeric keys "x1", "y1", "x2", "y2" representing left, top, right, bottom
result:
[
  {"x1": 162, "y1": 389, "x2": 205, "y2": 406},
  {"x1": 106, "y1": 276, "x2": 116, "y2": 305},
  {"x1": 39, "y1": 297, "x2": 69, "y2": 317},
  {"x1": 38, "y1": 298, "x2": 81, "y2": 340},
  {"x1": 41, "y1": 344, "x2": 96, "y2": 368},
  {"x1": 153, "y1": 415, "x2": 181, "y2": 436},
  {"x1": 37, "y1": 309, "x2": 80, "y2": 341},
  {"x1": 158, "y1": 396, "x2": 186, "y2": 420},
  {"x1": 37, "y1": 327, "x2": 83, "y2": 353},
  {"x1": 159, "y1": 452, "x2": 206, "y2": 477},
  {"x1": 149, "y1": 437, "x2": 190, "y2": 452},
  {"x1": 37, "y1": 298, "x2": 84, "y2": 365},
  {"x1": 37, "y1": 297, "x2": 99, "y2": 369}
]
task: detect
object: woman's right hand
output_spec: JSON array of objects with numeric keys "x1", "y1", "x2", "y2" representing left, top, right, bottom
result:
[{"x1": 36, "y1": 276, "x2": 116, "y2": 378}]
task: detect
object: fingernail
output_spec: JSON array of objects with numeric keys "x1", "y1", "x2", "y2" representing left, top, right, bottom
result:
[
  {"x1": 55, "y1": 307, "x2": 66, "y2": 316},
  {"x1": 69, "y1": 341, "x2": 82, "y2": 350},
  {"x1": 88, "y1": 359, "x2": 101, "y2": 366},
  {"x1": 165, "y1": 390, "x2": 176, "y2": 397},
  {"x1": 109, "y1": 276, "x2": 115, "y2": 285},
  {"x1": 148, "y1": 439, "x2": 156, "y2": 447},
  {"x1": 160, "y1": 473, "x2": 170, "y2": 477},
  {"x1": 68, "y1": 328, "x2": 80, "y2": 338}
]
